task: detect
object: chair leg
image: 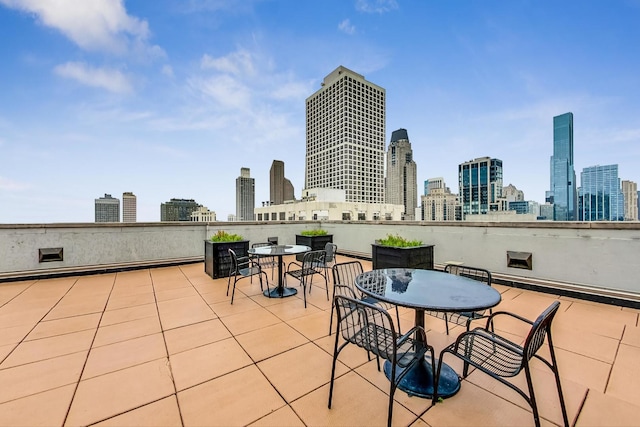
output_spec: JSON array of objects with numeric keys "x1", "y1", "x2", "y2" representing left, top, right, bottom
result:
[
  {"x1": 226, "y1": 275, "x2": 232, "y2": 296},
  {"x1": 387, "y1": 361, "x2": 397, "y2": 427},
  {"x1": 395, "y1": 306, "x2": 402, "y2": 335},
  {"x1": 524, "y1": 366, "x2": 541, "y2": 427},
  {"x1": 230, "y1": 277, "x2": 237, "y2": 304}
]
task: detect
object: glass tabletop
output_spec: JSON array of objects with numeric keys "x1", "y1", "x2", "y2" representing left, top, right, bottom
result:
[{"x1": 248, "y1": 244, "x2": 310, "y2": 256}]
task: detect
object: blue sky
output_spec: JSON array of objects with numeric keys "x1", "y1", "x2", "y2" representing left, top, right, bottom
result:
[{"x1": 1, "y1": 0, "x2": 639, "y2": 223}]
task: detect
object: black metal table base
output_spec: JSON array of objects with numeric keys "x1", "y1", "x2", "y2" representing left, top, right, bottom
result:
[
  {"x1": 264, "y1": 286, "x2": 298, "y2": 298},
  {"x1": 383, "y1": 358, "x2": 460, "y2": 399}
]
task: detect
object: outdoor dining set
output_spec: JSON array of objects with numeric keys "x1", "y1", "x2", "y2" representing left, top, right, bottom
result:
[{"x1": 224, "y1": 240, "x2": 569, "y2": 427}]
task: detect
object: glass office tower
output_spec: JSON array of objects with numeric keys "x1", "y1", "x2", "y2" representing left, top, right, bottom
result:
[
  {"x1": 458, "y1": 157, "x2": 503, "y2": 217},
  {"x1": 549, "y1": 112, "x2": 577, "y2": 221},
  {"x1": 579, "y1": 164, "x2": 624, "y2": 221}
]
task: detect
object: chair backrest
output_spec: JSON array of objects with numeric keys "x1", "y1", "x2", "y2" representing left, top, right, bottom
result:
[
  {"x1": 228, "y1": 249, "x2": 240, "y2": 273},
  {"x1": 445, "y1": 264, "x2": 492, "y2": 286},
  {"x1": 324, "y1": 242, "x2": 338, "y2": 262},
  {"x1": 252, "y1": 242, "x2": 273, "y2": 249},
  {"x1": 333, "y1": 295, "x2": 396, "y2": 361},
  {"x1": 523, "y1": 300, "x2": 561, "y2": 361},
  {"x1": 302, "y1": 249, "x2": 326, "y2": 271},
  {"x1": 332, "y1": 261, "x2": 364, "y2": 291}
]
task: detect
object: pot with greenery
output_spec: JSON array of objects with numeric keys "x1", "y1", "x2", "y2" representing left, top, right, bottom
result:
[
  {"x1": 204, "y1": 230, "x2": 250, "y2": 279},
  {"x1": 371, "y1": 234, "x2": 434, "y2": 270},
  {"x1": 295, "y1": 229, "x2": 333, "y2": 261}
]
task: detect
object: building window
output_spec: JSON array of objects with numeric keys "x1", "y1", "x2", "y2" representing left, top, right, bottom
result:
[
  {"x1": 342, "y1": 212, "x2": 351, "y2": 220},
  {"x1": 358, "y1": 212, "x2": 366, "y2": 220}
]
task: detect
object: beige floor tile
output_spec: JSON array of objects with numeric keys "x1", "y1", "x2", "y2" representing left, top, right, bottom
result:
[
  {"x1": 169, "y1": 337, "x2": 253, "y2": 391},
  {"x1": 178, "y1": 365, "x2": 286, "y2": 426},
  {"x1": 555, "y1": 301, "x2": 628, "y2": 339},
  {"x1": 236, "y1": 322, "x2": 309, "y2": 362},
  {"x1": 220, "y1": 306, "x2": 281, "y2": 336},
  {"x1": 0, "y1": 343, "x2": 17, "y2": 362},
  {"x1": 82, "y1": 333, "x2": 167, "y2": 379},
  {"x1": 92, "y1": 396, "x2": 182, "y2": 427},
  {"x1": 266, "y1": 297, "x2": 324, "y2": 321},
  {"x1": 621, "y1": 324, "x2": 640, "y2": 347},
  {"x1": 555, "y1": 347, "x2": 611, "y2": 393},
  {"x1": 291, "y1": 370, "x2": 416, "y2": 427},
  {"x1": 105, "y1": 292, "x2": 156, "y2": 311},
  {"x1": 209, "y1": 295, "x2": 262, "y2": 317},
  {"x1": 553, "y1": 322, "x2": 619, "y2": 363},
  {"x1": 100, "y1": 302, "x2": 158, "y2": 326},
  {"x1": 93, "y1": 315, "x2": 162, "y2": 347},
  {"x1": 0, "y1": 384, "x2": 76, "y2": 427},
  {"x1": 1, "y1": 329, "x2": 94, "y2": 368},
  {"x1": 0, "y1": 281, "x2": 34, "y2": 306},
  {"x1": 286, "y1": 311, "x2": 332, "y2": 341},
  {"x1": 43, "y1": 297, "x2": 109, "y2": 321},
  {"x1": 314, "y1": 333, "x2": 376, "y2": 369},
  {"x1": 257, "y1": 342, "x2": 349, "y2": 403},
  {"x1": 248, "y1": 405, "x2": 305, "y2": 427},
  {"x1": 25, "y1": 313, "x2": 101, "y2": 341},
  {"x1": 65, "y1": 358, "x2": 175, "y2": 427},
  {"x1": 157, "y1": 295, "x2": 215, "y2": 330},
  {"x1": 576, "y1": 389, "x2": 640, "y2": 426},
  {"x1": 606, "y1": 343, "x2": 640, "y2": 406},
  {"x1": 164, "y1": 318, "x2": 231, "y2": 355},
  {"x1": 0, "y1": 323, "x2": 42, "y2": 346},
  {"x1": 155, "y1": 286, "x2": 199, "y2": 302},
  {"x1": 0, "y1": 351, "x2": 86, "y2": 404}
]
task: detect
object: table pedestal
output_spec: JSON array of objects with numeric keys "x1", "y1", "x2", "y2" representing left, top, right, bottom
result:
[
  {"x1": 383, "y1": 358, "x2": 460, "y2": 399},
  {"x1": 263, "y1": 286, "x2": 298, "y2": 298}
]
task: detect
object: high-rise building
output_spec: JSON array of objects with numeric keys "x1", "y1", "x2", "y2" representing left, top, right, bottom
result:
[
  {"x1": 578, "y1": 165, "x2": 624, "y2": 221},
  {"x1": 122, "y1": 192, "x2": 136, "y2": 223},
  {"x1": 160, "y1": 198, "x2": 200, "y2": 221},
  {"x1": 385, "y1": 128, "x2": 417, "y2": 220},
  {"x1": 95, "y1": 194, "x2": 120, "y2": 222},
  {"x1": 305, "y1": 66, "x2": 386, "y2": 203},
  {"x1": 270, "y1": 160, "x2": 295, "y2": 205},
  {"x1": 503, "y1": 184, "x2": 524, "y2": 202},
  {"x1": 458, "y1": 157, "x2": 503, "y2": 217},
  {"x1": 621, "y1": 180, "x2": 638, "y2": 221},
  {"x1": 190, "y1": 206, "x2": 216, "y2": 222},
  {"x1": 236, "y1": 167, "x2": 255, "y2": 221},
  {"x1": 420, "y1": 178, "x2": 458, "y2": 221},
  {"x1": 548, "y1": 112, "x2": 577, "y2": 221}
]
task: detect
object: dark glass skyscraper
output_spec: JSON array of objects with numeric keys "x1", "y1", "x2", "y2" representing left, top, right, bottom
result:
[
  {"x1": 458, "y1": 157, "x2": 503, "y2": 217},
  {"x1": 579, "y1": 164, "x2": 624, "y2": 221},
  {"x1": 549, "y1": 112, "x2": 577, "y2": 221}
]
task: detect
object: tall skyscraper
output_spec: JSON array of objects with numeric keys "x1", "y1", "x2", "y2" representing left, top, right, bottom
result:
[
  {"x1": 305, "y1": 66, "x2": 386, "y2": 203},
  {"x1": 621, "y1": 180, "x2": 638, "y2": 220},
  {"x1": 385, "y1": 128, "x2": 417, "y2": 220},
  {"x1": 95, "y1": 194, "x2": 120, "y2": 222},
  {"x1": 160, "y1": 198, "x2": 200, "y2": 221},
  {"x1": 579, "y1": 165, "x2": 624, "y2": 221},
  {"x1": 236, "y1": 167, "x2": 255, "y2": 221},
  {"x1": 548, "y1": 112, "x2": 577, "y2": 221},
  {"x1": 421, "y1": 178, "x2": 458, "y2": 221},
  {"x1": 269, "y1": 160, "x2": 294, "y2": 205},
  {"x1": 458, "y1": 157, "x2": 503, "y2": 217},
  {"x1": 122, "y1": 192, "x2": 136, "y2": 223}
]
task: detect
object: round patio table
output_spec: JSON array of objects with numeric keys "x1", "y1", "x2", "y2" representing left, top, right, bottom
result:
[
  {"x1": 248, "y1": 244, "x2": 310, "y2": 298},
  {"x1": 355, "y1": 268, "x2": 501, "y2": 399}
]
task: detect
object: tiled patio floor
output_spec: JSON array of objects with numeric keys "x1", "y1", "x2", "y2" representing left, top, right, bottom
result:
[{"x1": 1, "y1": 256, "x2": 639, "y2": 426}]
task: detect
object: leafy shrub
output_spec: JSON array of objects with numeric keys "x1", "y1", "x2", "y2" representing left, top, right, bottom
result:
[
  {"x1": 209, "y1": 230, "x2": 244, "y2": 242},
  {"x1": 376, "y1": 234, "x2": 423, "y2": 247},
  {"x1": 300, "y1": 229, "x2": 328, "y2": 236}
]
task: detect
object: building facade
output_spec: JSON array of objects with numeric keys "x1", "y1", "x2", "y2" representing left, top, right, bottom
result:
[
  {"x1": 122, "y1": 192, "x2": 136, "y2": 223},
  {"x1": 95, "y1": 194, "x2": 120, "y2": 222},
  {"x1": 578, "y1": 164, "x2": 624, "y2": 221},
  {"x1": 458, "y1": 157, "x2": 503, "y2": 218},
  {"x1": 548, "y1": 112, "x2": 577, "y2": 221},
  {"x1": 385, "y1": 128, "x2": 417, "y2": 220},
  {"x1": 160, "y1": 198, "x2": 200, "y2": 221},
  {"x1": 190, "y1": 206, "x2": 217, "y2": 222},
  {"x1": 420, "y1": 185, "x2": 458, "y2": 221},
  {"x1": 503, "y1": 184, "x2": 524, "y2": 202},
  {"x1": 236, "y1": 167, "x2": 255, "y2": 221},
  {"x1": 621, "y1": 180, "x2": 638, "y2": 220},
  {"x1": 269, "y1": 160, "x2": 294, "y2": 205},
  {"x1": 305, "y1": 66, "x2": 386, "y2": 204}
]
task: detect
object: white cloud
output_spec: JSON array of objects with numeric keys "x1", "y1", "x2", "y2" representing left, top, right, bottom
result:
[
  {"x1": 355, "y1": 0, "x2": 398, "y2": 14},
  {"x1": 0, "y1": 0, "x2": 163, "y2": 57},
  {"x1": 54, "y1": 61, "x2": 133, "y2": 94},
  {"x1": 189, "y1": 74, "x2": 252, "y2": 111},
  {"x1": 200, "y1": 50, "x2": 256, "y2": 76},
  {"x1": 161, "y1": 64, "x2": 174, "y2": 77},
  {"x1": 338, "y1": 19, "x2": 356, "y2": 35},
  {"x1": 0, "y1": 176, "x2": 31, "y2": 191}
]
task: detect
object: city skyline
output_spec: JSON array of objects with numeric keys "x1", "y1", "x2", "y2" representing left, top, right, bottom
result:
[{"x1": 1, "y1": 1, "x2": 640, "y2": 223}]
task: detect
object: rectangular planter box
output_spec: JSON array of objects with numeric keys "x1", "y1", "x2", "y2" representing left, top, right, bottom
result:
[
  {"x1": 371, "y1": 243, "x2": 434, "y2": 270},
  {"x1": 295, "y1": 234, "x2": 333, "y2": 261},
  {"x1": 204, "y1": 240, "x2": 250, "y2": 279}
]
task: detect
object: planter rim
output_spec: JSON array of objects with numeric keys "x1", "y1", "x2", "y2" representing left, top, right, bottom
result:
[{"x1": 372, "y1": 242, "x2": 434, "y2": 249}]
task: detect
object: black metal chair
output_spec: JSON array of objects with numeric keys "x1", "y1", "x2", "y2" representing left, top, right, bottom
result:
[
  {"x1": 434, "y1": 300, "x2": 569, "y2": 427},
  {"x1": 425, "y1": 264, "x2": 493, "y2": 334},
  {"x1": 250, "y1": 242, "x2": 277, "y2": 283},
  {"x1": 329, "y1": 295, "x2": 434, "y2": 427},
  {"x1": 330, "y1": 261, "x2": 402, "y2": 335},
  {"x1": 226, "y1": 249, "x2": 268, "y2": 304},
  {"x1": 284, "y1": 249, "x2": 329, "y2": 307}
]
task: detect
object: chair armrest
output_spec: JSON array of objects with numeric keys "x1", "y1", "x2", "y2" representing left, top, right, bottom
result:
[
  {"x1": 464, "y1": 328, "x2": 525, "y2": 357},
  {"x1": 397, "y1": 325, "x2": 427, "y2": 346},
  {"x1": 334, "y1": 284, "x2": 357, "y2": 299},
  {"x1": 286, "y1": 261, "x2": 302, "y2": 272},
  {"x1": 483, "y1": 310, "x2": 533, "y2": 330}
]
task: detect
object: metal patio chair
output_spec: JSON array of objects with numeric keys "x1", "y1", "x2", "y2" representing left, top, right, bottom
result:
[
  {"x1": 434, "y1": 300, "x2": 569, "y2": 427},
  {"x1": 227, "y1": 249, "x2": 269, "y2": 304},
  {"x1": 329, "y1": 295, "x2": 434, "y2": 427},
  {"x1": 284, "y1": 249, "x2": 329, "y2": 308},
  {"x1": 250, "y1": 242, "x2": 277, "y2": 283}
]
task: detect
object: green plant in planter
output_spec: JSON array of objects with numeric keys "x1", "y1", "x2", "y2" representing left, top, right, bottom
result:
[
  {"x1": 377, "y1": 234, "x2": 423, "y2": 248},
  {"x1": 300, "y1": 229, "x2": 328, "y2": 237},
  {"x1": 209, "y1": 230, "x2": 244, "y2": 242}
]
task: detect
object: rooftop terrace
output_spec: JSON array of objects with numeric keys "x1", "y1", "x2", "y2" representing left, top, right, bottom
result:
[{"x1": 1, "y1": 255, "x2": 639, "y2": 426}]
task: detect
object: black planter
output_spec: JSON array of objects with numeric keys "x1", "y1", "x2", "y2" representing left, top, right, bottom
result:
[
  {"x1": 204, "y1": 240, "x2": 250, "y2": 279},
  {"x1": 371, "y1": 243, "x2": 434, "y2": 270},
  {"x1": 295, "y1": 234, "x2": 333, "y2": 261}
]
